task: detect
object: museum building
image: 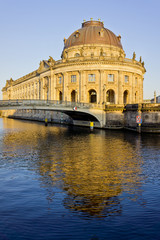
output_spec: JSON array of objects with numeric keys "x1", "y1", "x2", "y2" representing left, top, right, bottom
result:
[{"x1": 2, "y1": 19, "x2": 146, "y2": 105}]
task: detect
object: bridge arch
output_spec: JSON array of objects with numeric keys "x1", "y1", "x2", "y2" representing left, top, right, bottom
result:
[
  {"x1": 0, "y1": 100, "x2": 105, "y2": 128},
  {"x1": 59, "y1": 109, "x2": 103, "y2": 127}
]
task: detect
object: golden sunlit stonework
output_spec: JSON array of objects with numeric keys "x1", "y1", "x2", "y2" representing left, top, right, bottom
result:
[{"x1": 2, "y1": 20, "x2": 146, "y2": 104}]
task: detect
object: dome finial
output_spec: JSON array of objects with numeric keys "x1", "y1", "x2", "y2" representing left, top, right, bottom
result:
[{"x1": 90, "y1": 18, "x2": 93, "y2": 21}]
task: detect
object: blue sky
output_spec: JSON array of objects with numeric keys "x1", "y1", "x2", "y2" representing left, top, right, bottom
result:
[{"x1": 0, "y1": 0, "x2": 160, "y2": 100}]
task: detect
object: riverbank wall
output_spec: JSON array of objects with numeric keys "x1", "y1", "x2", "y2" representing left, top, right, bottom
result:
[
  {"x1": 1, "y1": 109, "x2": 73, "y2": 125},
  {"x1": 1, "y1": 103, "x2": 160, "y2": 133},
  {"x1": 124, "y1": 104, "x2": 160, "y2": 133}
]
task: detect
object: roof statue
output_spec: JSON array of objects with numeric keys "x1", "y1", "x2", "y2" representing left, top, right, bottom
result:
[{"x1": 132, "y1": 52, "x2": 136, "y2": 60}]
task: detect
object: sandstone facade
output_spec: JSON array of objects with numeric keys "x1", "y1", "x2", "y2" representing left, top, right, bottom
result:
[{"x1": 2, "y1": 20, "x2": 146, "y2": 105}]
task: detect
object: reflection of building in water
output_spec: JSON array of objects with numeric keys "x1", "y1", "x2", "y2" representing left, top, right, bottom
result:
[
  {"x1": 58, "y1": 134, "x2": 143, "y2": 216},
  {"x1": 1, "y1": 120, "x2": 143, "y2": 217},
  {"x1": 2, "y1": 19, "x2": 145, "y2": 104}
]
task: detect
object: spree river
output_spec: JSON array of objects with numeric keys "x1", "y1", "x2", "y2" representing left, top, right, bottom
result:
[{"x1": 0, "y1": 118, "x2": 160, "y2": 240}]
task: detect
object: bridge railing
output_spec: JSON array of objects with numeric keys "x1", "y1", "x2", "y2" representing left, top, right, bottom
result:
[
  {"x1": 0, "y1": 99, "x2": 104, "y2": 109},
  {"x1": 0, "y1": 100, "x2": 23, "y2": 106}
]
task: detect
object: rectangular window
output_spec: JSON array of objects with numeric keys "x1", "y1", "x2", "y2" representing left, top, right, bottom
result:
[
  {"x1": 71, "y1": 75, "x2": 76, "y2": 83},
  {"x1": 124, "y1": 75, "x2": 129, "y2": 83},
  {"x1": 108, "y1": 74, "x2": 114, "y2": 82},
  {"x1": 135, "y1": 77, "x2": 137, "y2": 85},
  {"x1": 88, "y1": 74, "x2": 96, "y2": 82},
  {"x1": 59, "y1": 77, "x2": 62, "y2": 84}
]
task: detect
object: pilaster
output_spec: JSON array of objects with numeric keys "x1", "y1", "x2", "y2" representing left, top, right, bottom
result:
[
  {"x1": 78, "y1": 71, "x2": 81, "y2": 102},
  {"x1": 118, "y1": 71, "x2": 123, "y2": 104}
]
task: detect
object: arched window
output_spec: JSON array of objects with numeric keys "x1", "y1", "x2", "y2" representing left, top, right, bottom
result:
[
  {"x1": 75, "y1": 53, "x2": 80, "y2": 57},
  {"x1": 106, "y1": 89, "x2": 115, "y2": 104},
  {"x1": 89, "y1": 89, "x2": 97, "y2": 103},
  {"x1": 124, "y1": 75, "x2": 129, "y2": 83},
  {"x1": 123, "y1": 90, "x2": 129, "y2": 104},
  {"x1": 74, "y1": 30, "x2": 80, "y2": 38},
  {"x1": 99, "y1": 28, "x2": 104, "y2": 37}
]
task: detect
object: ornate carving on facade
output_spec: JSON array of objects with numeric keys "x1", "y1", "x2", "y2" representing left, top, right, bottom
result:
[
  {"x1": 63, "y1": 38, "x2": 67, "y2": 44},
  {"x1": 99, "y1": 28, "x2": 104, "y2": 37},
  {"x1": 139, "y1": 56, "x2": 142, "y2": 63},
  {"x1": 62, "y1": 50, "x2": 68, "y2": 60},
  {"x1": 37, "y1": 60, "x2": 50, "y2": 73},
  {"x1": 117, "y1": 35, "x2": 121, "y2": 41},
  {"x1": 48, "y1": 56, "x2": 55, "y2": 65},
  {"x1": 80, "y1": 47, "x2": 84, "y2": 57},
  {"x1": 132, "y1": 52, "x2": 136, "y2": 60},
  {"x1": 75, "y1": 30, "x2": 80, "y2": 38},
  {"x1": 100, "y1": 48, "x2": 104, "y2": 56},
  {"x1": 39, "y1": 61, "x2": 44, "y2": 70}
]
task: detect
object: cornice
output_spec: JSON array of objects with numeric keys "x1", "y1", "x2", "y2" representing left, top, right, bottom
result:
[
  {"x1": 51, "y1": 58, "x2": 145, "y2": 73},
  {"x1": 4, "y1": 57, "x2": 145, "y2": 91},
  {"x1": 12, "y1": 68, "x2": 51, "y2": 87}
]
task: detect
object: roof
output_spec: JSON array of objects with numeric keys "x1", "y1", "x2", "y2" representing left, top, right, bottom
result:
[{"x1": 63, "y1": 20, "x2": 123, "y2": 50}]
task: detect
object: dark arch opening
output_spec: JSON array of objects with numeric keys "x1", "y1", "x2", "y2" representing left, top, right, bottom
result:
[
  {"x1": 106, "y1": 89, "x2": 115, "y2": 104},
  {"x1": 71, "y1": 90, "x2": 76, "y2": 102},
  {"x1": 123, "y1": 90, "x2": 129, "y2": 104},
  {"x1": 89, "y1": 89, "x2": 97, "y2": 103},
  {"x1": 59, "y1": 91, "x2": 63, "y2": 101}
]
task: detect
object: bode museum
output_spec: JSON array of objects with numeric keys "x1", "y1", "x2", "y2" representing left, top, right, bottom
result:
[{"x1": 2, "y1": 19, "x2": 145, "y2": 105}]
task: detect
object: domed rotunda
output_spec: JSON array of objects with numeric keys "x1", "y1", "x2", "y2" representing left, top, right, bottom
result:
[
  {"x1": 2, "y1": 19, "x2": 145, "y2": 105},
  {"x1": 60, "y1": 19, "x2": 145, "y2": 105}
]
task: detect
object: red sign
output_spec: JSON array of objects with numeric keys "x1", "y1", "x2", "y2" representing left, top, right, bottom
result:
[{"x1": 136, "y1": 116, "x2": 142, "y2": 123}]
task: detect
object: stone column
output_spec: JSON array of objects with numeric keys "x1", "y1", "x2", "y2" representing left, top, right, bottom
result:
[
  {"x1": 50, "y1": 70, "x2": 55, "y2": 100},
  {"x1": 116, "y1": 72, "x2": 119, "y2": 104},
  {"x1": 129, "y1": 74, "x2": 132, "y2": 104},
  {"x1": 32, "y1": 82, "x2": 34, "y2": 99},
  {"x1": 132, "y1": 74, "x2": 135, "y2": 103},
  {"x1": 64, "y1": 72, "x2": 69, "y2": 102},
  {"x1": 35, "y1": 81, "x2": 38, "y2": 100},
  {"x1": 137, "y1": 76, "x2": 140, "y2": 103},
  {"x1": 98, "y1": 70, "x2": 102, "y2": 104},
  {"x1": 140, "y1": 77, "x2": 143, "y2": 103},
  {"x1": 83, "y1": 72, "x2": 87, "y2": 103},
  {"x1": 118, "y1": 71, "x2": 123, "y2": 104},
  {"x1": 38, "y1": 79, "x2": 41, "y2": 99},
  {"x1": 47, "y1": 76, "x2": 51, "y2": 101},
  {"x1": 27, "y1": 85, "x2": 29, "y2": 99},
  {"x1": 55, "y1": 74, "x2": 58, "y2": 101},
  {"x1": 154, "y1": 90, "x2": 156, "y2": 103},
  {"x1": 131, "y1": 73, "x2": 134, "y2": 103},
  {"x1": 78, "y1": 71, "x2": 81, "y2": 102},
  {"x1": 81, "y1": 71, "x2": 85, "y2": 102},
  {"x1": 41, "y1": 78, "x2": 44, "y2": 100},
  {"x1": 62, "y1": 73, "x2": 65, "y2": 102}
]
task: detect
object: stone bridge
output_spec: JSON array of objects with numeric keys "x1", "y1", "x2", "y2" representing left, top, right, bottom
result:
[{"x1": 0, "y1": 100, "x2": 106, "y2": 128}]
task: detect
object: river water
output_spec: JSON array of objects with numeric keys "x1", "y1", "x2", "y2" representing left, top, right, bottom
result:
[{"x1": 0, "y1": 118, "x2": 160, "y2": 240}]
